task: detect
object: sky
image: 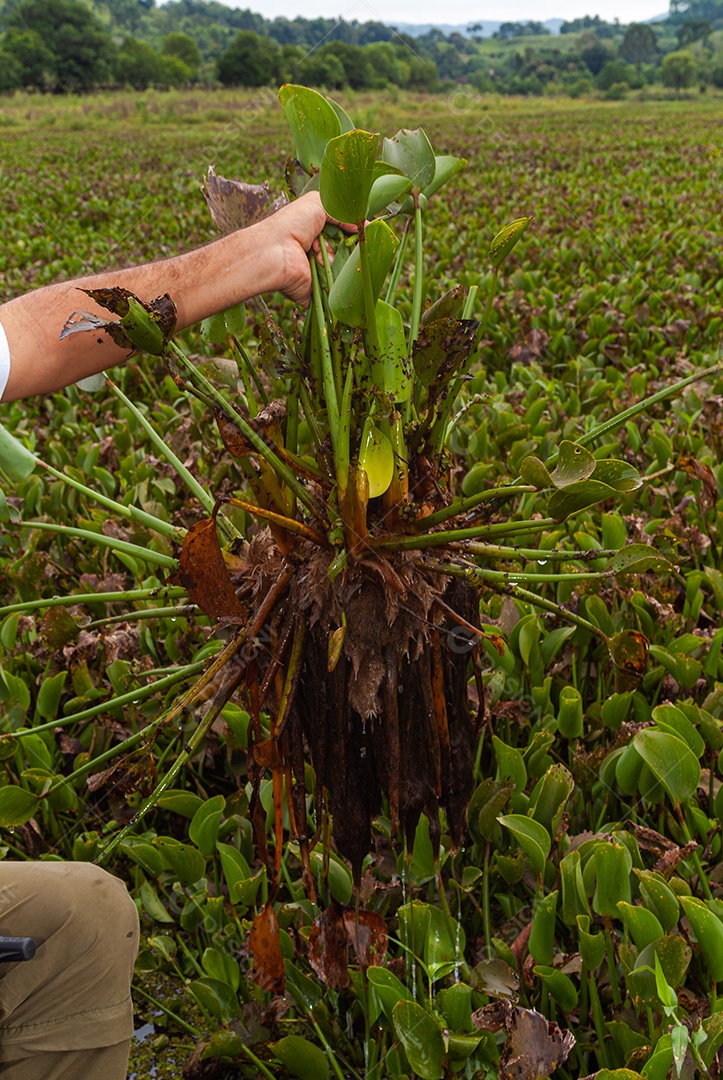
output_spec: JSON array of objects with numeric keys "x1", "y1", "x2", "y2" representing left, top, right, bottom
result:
[{"x1": 208, "y1": 0, "x2": 669, "y2": 26}]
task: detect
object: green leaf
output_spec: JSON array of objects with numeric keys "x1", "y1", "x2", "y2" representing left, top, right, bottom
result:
[
  {"x1": 35, "y1": 671, "x2": 68, "y2": 721},
  {"x1": 616, "y1": 901, "x2": 665, "y2": 950},
  {"x1": 188, "y1": 977, "x2": 240, "y2": 1024},
  {"x1": 436, "y1": 983, "x2": 473, "y2": 1031},
  {"x1": 392, "y1": 999, "x2": 445, "y2": 1079},
  {"x1": 633, "y1": 729, "x2": 701, "y2": 803},
  {"x1": 279, "y1": 84, "x2": 341, "y2": 173},
  {"x1": 492, "y1": 736, "x2": 527, "y2": 794},
  {"x1": 489, "y1": 216, "x2": 532, "y2": 269},
  {"x1": 591, "y1": 458, "x2": 642, "y2": 492},
  {"x1": 367, "y1": 966, "x2": 413, "y2": 1022},
  {"x1": 375, "y1": 299, "x2": 411, "y2": 402},
  {"x1": 326, "y1": 94, "x2": 354, "y2": 132},
  {"x1": 423, "y1": 154, "x2": 466, "y2": 198},
  {"x1": 155, "y1": 789, "x2": 204, "y2": 818},
  {"x1": 0, "y1": 785, "x2": 38, "y2": 827},
  {"x1": 467, "y1": 777, "x2": 514, "y2": 845},
  {"x1": 557, "y1": 687, "x2": 583, "y2": 740},
  {"x1": 0, "y1": 423, "x2": 37, "y2": 482},
  {"x1": 534, "y1": 965, "x2": 578, "y2": 1012},
  {"x1": 152, "y1": 837, "x2": 206, "y2": 887},
  {"x1": 271, "y1": 1035, "x2": 329, "y2": 1080},
  {"x1": 217, "y1": 841, "x2": 265, "y2": 906},
  {"x1": 610, "y1": 544, "x2": 672, "y2": 576},
  {"x1": 367, "y1": 171, "x2": 412, "y2": 217},
  {"x1": 529, "y1": 891, "x2": 558, "y2": 966},
  {"x1": 358, "y1": 418, "x2": 394, "y2": 499},
  {"x1": 329, "y1": 219, "x2": 399, "y2": 327},
  {"x1": 189, "y1": 795, "x2": 225, "y2": 857},
  {"x1": 498, "y1": 814, "x2": 551, "y2": 877},
  {"x1": 520, "y1": 455, "x2": 553, "y2": 488},
  {"x1": 652, "y1": 703, "x2": 705, "y2": 758},
  {"x1": 549, "y1": 478, "x2": 621, "y2": 520},
  {"x1": 634, "y1": 870, "x2": 680, "y2": 932},
  {"x1": 550, "y1": 442, "x2": 596, "y2": 485},
  {"x1": 425, "y1": 905, "x2": 465, "y2": 980},
  {"x1": 652, "y1": 952, "x2": 678, "y2": 1010},
  {"x1": 529, "y1": 764, "x2": 574, "y2": 835},
  {"x1": 586, "y1": 841, "x2": 632, "y2": 917},
  {"x1": 202, "y1": 946, "x2": 240, "y2": 992},
  {"x1": 680, "y1": 896, "x2": 723, "y2": 981},
  {"x1": 382, "y1": 128, "x2": 436, "y2": 192},
  {"x1": 319, "y1": 129, "x2": 379, "y2": 224}
]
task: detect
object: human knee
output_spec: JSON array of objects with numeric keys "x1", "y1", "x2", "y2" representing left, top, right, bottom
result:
[{"x1": 57, "y1": 864, "x2": 138, "y2": 958}]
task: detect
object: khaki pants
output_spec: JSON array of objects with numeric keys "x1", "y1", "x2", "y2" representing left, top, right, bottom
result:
[{"x1": 0, "y1": 861, "x2": 139, "y2": 1079}]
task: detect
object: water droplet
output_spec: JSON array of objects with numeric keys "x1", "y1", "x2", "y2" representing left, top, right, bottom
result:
[
  {"x1": 537, "y1": 559, "x2": 548, "y2": 566},
  {"x1": 360, "y1": 746, "x2": 367, "y2": 759}
]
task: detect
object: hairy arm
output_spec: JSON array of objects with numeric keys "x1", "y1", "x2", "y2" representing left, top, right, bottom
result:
[{"x1": 0, "y1": 193, "x2": 327, "y2": 402}]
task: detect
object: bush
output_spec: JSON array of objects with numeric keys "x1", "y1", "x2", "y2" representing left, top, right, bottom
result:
[{"x1": 604, "y1": 81, "x2": 630, "y2": 100}]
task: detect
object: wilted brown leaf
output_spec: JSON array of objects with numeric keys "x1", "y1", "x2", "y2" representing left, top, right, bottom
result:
[
  {"x1": 171, "y1": 518, "x2": 246, "y2": 622},
  {"x1": 202, "y1": 168, "x2": 288, "y2": 234},
  {"x1": 342, "y1": 909, "x2": 388, "y2": 971},
  {"x1": 473, "y1": 1001, "x2": 575, "y2": 1080},
  {"x1": 248, "y1": 903, "x2": 285, "y2": 994},
  {"x1": 678, "y1": 455, "x2": 718, "y2": 514},
  {"x1": 308, "y1": 905, "x2": 350, "y2": 990},
  {"x1": 39, "y1": 606, "x2": 81, "y2": 650}
]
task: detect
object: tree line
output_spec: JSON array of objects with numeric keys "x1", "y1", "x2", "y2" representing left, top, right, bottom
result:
[{"x1": 0, "y1": 0, "x2": 722, "y2": 96}]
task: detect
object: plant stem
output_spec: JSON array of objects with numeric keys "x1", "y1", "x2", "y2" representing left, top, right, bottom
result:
[
  {"x1": 131, "y1": 983, "x2": 201, "y2": 1038},
  {"x1": 15, "y1": 520, "x2": 177, "y2": 569},
  {"x1": 310, "y1": 258, "x2": 339, "y2": 453},
  {"x1": 88, "y1": 604, "x2": 196, "y2": 629},
  {"x1": 385, "y1": 216, "x2": 411, "y2": 306},
  {"x1": 373, "y1": 518, "x2": 557, "y2": 551},
  {"x1": 170, "y1": 344, "x2": 322, "y2": 519},
  {"x1": 0, "y1": 585, "x2": 187, "y2": 618},
  {"x1": 107, "y1": 378, "x2": 219, "y2": 526},
  {"x1": 2, "y1": 661, "x2": 205, "y2": 739},
  {"x1": 408, "y1": 196, "x2": 425, "y2": 357},
  {"x1": 38, "y1": 460, "x2": 183, "y2": 542},
  {"x1": 465, "y1": 543, "x2": 618, "y2": 562},
  {"x1": 413, "y1": 485, "x2": 535, "y2": 529}
]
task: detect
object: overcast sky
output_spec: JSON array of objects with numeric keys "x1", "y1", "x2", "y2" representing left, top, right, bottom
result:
[{"x1": 209, "y1": 0, "x2": 668, "y2": 26}]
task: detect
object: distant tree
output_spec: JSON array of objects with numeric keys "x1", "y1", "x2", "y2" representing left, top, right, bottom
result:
[
  {"x1": 561, "y1": 14, "x2": 617, "y2": 37},
  {"x1": 321, "y1": 42, "x2": 375, "y2": 89},
  {"x1": 162, "y1": 31, "x2": 200, "y2": 74},
  {"x1": 621, "y1": 23, "x2": 658, "y2": 73},
  {"x1": 677, "y1": 19, "x2": 711, "y2": 44},
  {"x1": 596, "y1": 57, "x2": 639, "y2": 88},
  {"x1": 115, "y1": 37, "x2": 163, "y2": 88},
  {"x1": 296, "y1": 50, "x2": 346, "y2": 89},
  {"x1": 577, "y1": 33, "x2": 615, "y2": 75},
  {"x1": 6, "y1": 0, "x2": 116, "y2": 90},
  {"x1": 216, "y1": 30, "x2": 279, "y2": 87},
  {"x1": 1, "y1": 27, "x2": 54, "y2": 87},
  {"x1": 661, "y1": 48, "x2": 697, "y2": 87}
]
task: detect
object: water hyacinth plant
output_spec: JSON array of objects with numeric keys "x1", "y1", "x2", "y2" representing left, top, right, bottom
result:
[{"x1": 0, "y1": 84, "x2": 712, "y2": 899}]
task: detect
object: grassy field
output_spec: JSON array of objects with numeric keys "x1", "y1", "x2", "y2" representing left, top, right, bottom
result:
[{"x1": 2, "y1": 88, "x2": 723, "y2": 1078}]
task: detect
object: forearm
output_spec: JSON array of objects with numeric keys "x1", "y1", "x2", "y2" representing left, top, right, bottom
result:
[{"x1": 0, "y1": 215, "x2": 290, "y2": 403}]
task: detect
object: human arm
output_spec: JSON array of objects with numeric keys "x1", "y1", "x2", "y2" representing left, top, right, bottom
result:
[{"x1": 0, "y1": 192, "x2": 327, "y2": 403}]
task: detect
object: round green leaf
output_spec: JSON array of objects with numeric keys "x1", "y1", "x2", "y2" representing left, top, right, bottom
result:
[
  {"x1": 0, "y1": 785, "x2": 38, "y2": 827},
  {"x1": 272, "y1": 1035, "x2": 329, "y2": 1080},
  {"x1": 0, "y1": 423, "x2": 37, "y2": 482},
  {"x1": 358, "y1": 418, "x2": 394, "y2": 499},
  {"x1": 329, "y1": 219, "x2": 399, "y2": 327},
  {"x1": 319, "y1": 129, "x2": 379, "y2": 224},
  {"x1": 279, "y1": 84, "x2": 341, "y2": 173},
  {"x1": 633, "y1": 728, "x2": 701, "y2": 803},
  {"x1": 498, "y1": 814, "x2": 551, "y2": 877},
  {"x1": 392, "y1": 999, "x2": 445, "y2": 1080},
  {"x1": 382, "y1": 127, "x2": 436, "y2": 191}
]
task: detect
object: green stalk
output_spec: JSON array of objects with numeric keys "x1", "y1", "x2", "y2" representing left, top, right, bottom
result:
[
  {"x1": 465, "y1": 543, "x2": 618, "y2": 562},
  {"x1": 385, "y1": 216, "x2": 411, "y2": 306},
  {"x1": 604, "y1": 926, "x2": 621, "y2": 1005},
  {"x1": 16, "y1": 520, "x2": 177, "y2": 569},
  {"x1": 0, "y1": 585, "x2": 186, "y2": 618},
  {"x1": 460, "y1": 565, "x2": 606, "y2": 584},
  {"x1": 310, "y1": 258, "x2": 339, "y2": 453},
  {"x1": 3, "y1": 662, "x2": 205, "y2": 739},
  {"x1": 37, "y1": 460, "x2": 183, "y2": 542},
  {"x1": 426, "y1": 559, "x2": 607, "y2": 638},
  {"x1": 414, "y1": 484, "x2": 535, "y2": 529},
  {"x1": 576, "y1": 362, "x2": 723, "y2": 451},
  {"x1": 88, "y1": 604, "x2": 196, "y2": 628},
  {"x1": 132, "y1": 984, "x2": 202, "y2": 1039},
  {"x1": 373, "y1": 517, "x2": 557, "y2": 551},
  {"x1": 107, "y1": 378, "x2": 218, "y2": 524},
  {"x1": 232, "y1": 335, "x2": 268, "y2": 409},
  {"x1": 336, "y1": 363, "x2": 354, "y2": 500},
  {"x1": 358, "y1": 220, "x2": 381, "y2": 361},
  {"x1": 432, "y1": 271, "x2": 498, "y2": 455},
  {"x1": 407, "y1": 196, "x2": 425, "y2": 356},
  {"x1": 460, "y1": 284, "x2": 479, "y2": 320},
  {"x1": 170, "y1": 343, "x2": 323, "y2": 518},
  {"x1": 587, "y1": 971, "x2": 610, "y2": 1068}
]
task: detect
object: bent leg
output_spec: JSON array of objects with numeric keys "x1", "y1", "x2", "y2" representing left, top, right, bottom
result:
[{"x1": 0, "y1": 861, "x2": 138, "y2": 1079}]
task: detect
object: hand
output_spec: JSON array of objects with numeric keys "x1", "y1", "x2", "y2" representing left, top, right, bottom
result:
[{"x1": 261, "y1": 191, "x2": 328, "y2": 307}]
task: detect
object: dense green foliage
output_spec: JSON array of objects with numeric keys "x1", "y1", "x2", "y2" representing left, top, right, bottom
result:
[
  {"x1": 1, "y1": 0, "x2": 723, "y2": 96},
  {"x1": 2, "y1": 89, "x2": 723, "y2": 1077}
]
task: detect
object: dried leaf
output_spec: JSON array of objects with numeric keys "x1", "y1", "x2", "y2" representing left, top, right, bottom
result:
[
  {"x1": 342, "y1": 909, "x2": 388, "y2": 970},
  {"x1": 678, "y1": 455, "x2": 718, "y2": 514},
  {"x1": 171, "y1": 519, "x2": 246, "y2": 622},
  {"x1": 248, "y1": 903, "x2": 285, "y2": 994},
  {"x1": 202, "y1": 167, "x2": 288, "y2": 234},
  {"x1": 473, "y1": 1001, "x2": 575, "y2": 1080},
  {"x1": 39, "y1": 606, "x2": 81, "y2": 650},
  {"x1": 308, "y1": 905, "x2": 350, "y2": 990}
]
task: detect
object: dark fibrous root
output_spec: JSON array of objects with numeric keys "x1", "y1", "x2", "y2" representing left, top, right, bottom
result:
[{"x1": 237, "y1": 532, "x2": 480, "y2": 887}]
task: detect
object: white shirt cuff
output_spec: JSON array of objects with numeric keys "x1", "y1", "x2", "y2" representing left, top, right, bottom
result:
[{"x1": 0, "y1": 320, "x2": 10, "y2": 402}]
